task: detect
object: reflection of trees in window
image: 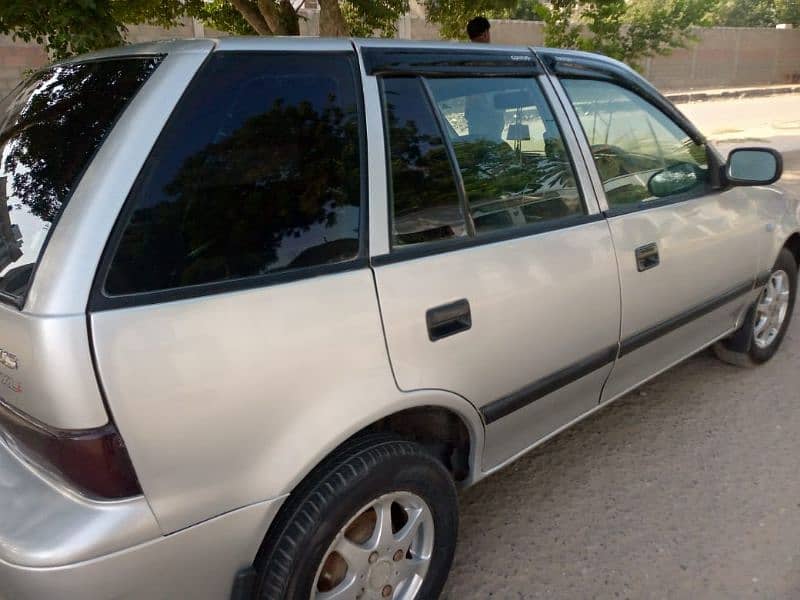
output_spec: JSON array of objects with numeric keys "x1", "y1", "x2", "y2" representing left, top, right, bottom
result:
[
  {"x1": 454, "y1": 139, "x2": 578, "y2": 214},
  {"x1": 0, "y1": 59, "x2": 160, "y2": 223},
  {"x1": 107, "y1": 95, "x2": 361, "y2": 294},
  {"x1": 383, "y1": 79, "x2": 465, "y2": 246}
]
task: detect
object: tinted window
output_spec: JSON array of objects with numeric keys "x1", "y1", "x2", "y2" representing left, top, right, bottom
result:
[
  {"x1": 106, "y1": 52, "x2": 363, "y2": 296},
  {"x1": 0, "y1": 57, "x2": 161, "y2": 305},
  {"x1": 381, "y1": 78, "x2": 466, "y2": 248},
  {"x1": 427, "y1": 78, "x2": 584, "y2": 235},
  {"x1": 562, "y1": 79, "x2": 710, "y2": 207}
]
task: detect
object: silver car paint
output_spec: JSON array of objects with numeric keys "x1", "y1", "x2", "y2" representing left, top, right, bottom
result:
[
  {"x1": 0, "y1": 38, "x2": 797, "y2": 599},
  {"x1": 0, "y1": 437, "x2": 159, "y2": 567},
  {"x1": 3, "y1": 42, "x2": 217, "y2": 434},
  {"x1": 372, "y1": 220, "x2": 621, "y2": 465},
  {"x1": 0, "y1": 494, "x2": 285, "y2": 600},
  {"x1": 600, "y1": 189, "x2": 764, "y2": 400},
  {"x1": 545, "y1": 72, "x2": 770, "y2": 402},
  {"x1": 90, "y1": 269, "x2": 486, "y2": 534},
  {"x1": 0, "y1": 308, "x2": 107, "y2": 428}
]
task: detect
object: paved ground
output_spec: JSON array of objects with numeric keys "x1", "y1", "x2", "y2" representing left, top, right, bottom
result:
[{"x1": 442, "y1": 95, "x2": 800, "y2": 599}]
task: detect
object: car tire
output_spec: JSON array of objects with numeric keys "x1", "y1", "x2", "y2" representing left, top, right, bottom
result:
[
  {"x1": 714, "y1": 248, "x2": 797, "y2": 367},
  {"x1": 254, "y1": 433, "x2": 459, "y2": 600}
]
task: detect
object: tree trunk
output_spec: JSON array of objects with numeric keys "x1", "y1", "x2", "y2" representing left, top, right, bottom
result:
[
  {"x1": 318, "y1": 0, "x2": 349, "y2": 36},
  {"x1": 257, "y1": 0, "x2": 298, "y2": 35},
  {"x1": 279, "y1": 0, "x2": 300, "y2": 35},
  {"x1": 230, "y1": 0, "x2": 273, "y2": 35}
]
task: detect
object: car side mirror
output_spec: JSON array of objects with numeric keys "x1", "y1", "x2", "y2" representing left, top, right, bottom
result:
[
  {"x1": 726, "y1": 147, "x2": 782, "y2": 186},
  {"x1": 647, "y1": 162, "x2": 701, "y2": 198}
]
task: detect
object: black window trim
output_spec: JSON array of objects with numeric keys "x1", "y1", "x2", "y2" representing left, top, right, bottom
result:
[
  {"x1": 372, "y1": 212, "x2": 605, "y2": 266},
  {"x1": 377, "y1": 72, "x2": 594, "y2": 262},
  {"x1": 88, "y1": 50, "x2": 369, "y2": 313},
  {"x1": 362, "y1": 48, "x2": 543, "y2": 78},
  {"x1": 0, "y1": 54, "x2": 165, "y2": 311},
  {"x1": 603, "y1": 186, "x2": 729, "y2": 219},
  {"x1": 419, "y1": 77, "x2": 476, "y2": 239}
]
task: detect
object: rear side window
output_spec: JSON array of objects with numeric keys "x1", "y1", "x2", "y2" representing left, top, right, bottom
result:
[
  {"x1": 0, "y1": 57, "x2": 162, "y2": 306},
  {"x1": 382, "y1": 78, "x2": 466, "y2": 247},
  {"x1": 381, "y1": 75, "x2": 585, "y2": 249},
  {"x1": 104, "y1": 52, "x2": 363, "y2": 296}
]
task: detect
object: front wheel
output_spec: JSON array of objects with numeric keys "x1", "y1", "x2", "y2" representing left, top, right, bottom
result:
[
  {"x1": 714, "y1": 247, "x2": 797, "y2": 366},
  {"x1": 254, "y1": 434, "x2": 458, "y2": 600}
]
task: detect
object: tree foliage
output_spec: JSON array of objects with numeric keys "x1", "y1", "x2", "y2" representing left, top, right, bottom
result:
[
  {"x1": 0, "y1": 1, "x2": 414, "y2": 58},
  {"x1": 0, "y1": 0, "x2": 762, "y2": 67},
  {"x1": 541, "y1": 0, "x2": 716, "y2": 67},
  {"x1": 424, "y1": 0, "x2": 523, "y2": 38},
  {"x1": 711, "y1": 0, "x2": 800, "y2": 26}
]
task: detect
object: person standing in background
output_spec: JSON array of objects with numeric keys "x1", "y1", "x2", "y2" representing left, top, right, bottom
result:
[
  {"x1": 464, "y1": 16, "x2": 505, "y2": 141},
  {"x1": 467, "y1": 16, "x2": 491, "y2": 43}
]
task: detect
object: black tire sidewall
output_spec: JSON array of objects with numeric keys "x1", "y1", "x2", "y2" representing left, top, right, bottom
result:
[
  {"x1": 259, "y1": 438, "x2": 458, "y2": 600},
  {"x1": 750, "y1": 249, "x2": 798, "y2": 363}
]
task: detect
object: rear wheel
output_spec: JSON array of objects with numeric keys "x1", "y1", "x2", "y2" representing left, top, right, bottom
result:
[
  {"x1": 714, "y1": 248, "x2": 797, "y2": 366},
  {"x1": 254, "y1": 434, "x2": 458, "y2": 600}
]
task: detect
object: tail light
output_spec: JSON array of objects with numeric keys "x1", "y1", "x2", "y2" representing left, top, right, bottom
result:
[{"x1": 0, "y1": 397, "x2": 141, "y2": 499}]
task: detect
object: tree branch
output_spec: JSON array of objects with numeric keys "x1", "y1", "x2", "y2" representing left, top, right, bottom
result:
[
  {"x1": 257, "y1": 0, "x2": 285, "y2": 33},
  {"x1": 318, "y1": 0, "x2": 349, "y2": 36},
  {"x1": 230, "y1": 0, "x2": 273, "y2": 34}
]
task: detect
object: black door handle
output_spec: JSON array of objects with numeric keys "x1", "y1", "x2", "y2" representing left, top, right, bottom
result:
[
  {"x1": 635, "y1": 243, "x2": 660, "y2": 272},
  {"x1": 426, "y1": 299, "x2": 472, "y2": 341}
]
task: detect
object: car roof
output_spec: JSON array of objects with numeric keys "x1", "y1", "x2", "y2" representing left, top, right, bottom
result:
[{"x1": 52, "y1": 36, "x2": 629, "y2": 73}]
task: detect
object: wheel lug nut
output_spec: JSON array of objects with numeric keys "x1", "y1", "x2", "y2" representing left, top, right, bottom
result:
[
  {"x1": 382, "y1": 585, "x2": 393, "y2": 598},
  {"x1": 393, "y1": 549, "x2": 404, "y2": 562},
  {"x1": 369, "y1": 551, "x2": 379, "y2": 564}
]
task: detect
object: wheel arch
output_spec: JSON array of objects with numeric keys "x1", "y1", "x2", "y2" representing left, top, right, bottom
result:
[
  {"x1": 274, "y1": 389, "x2": 485, "y2": 499},
  {"x1": 244, "y1": 391, "x2": 485, "y2": 593},
  {"x1": 784, "y1": 232, "x2": 800, "y2": 270}
]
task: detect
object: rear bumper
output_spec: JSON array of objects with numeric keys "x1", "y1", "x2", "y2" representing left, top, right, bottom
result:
[
  {"x1": 0, "y1": 437, "x2": 285, "y2": 599},
  {"x1": 0, "y1": 498, "x2": 284, "y2": 600}
]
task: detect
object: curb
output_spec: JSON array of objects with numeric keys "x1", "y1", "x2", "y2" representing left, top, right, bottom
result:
[{"x1": 666, "y1": 85, "x2": 800, "y2": 104}]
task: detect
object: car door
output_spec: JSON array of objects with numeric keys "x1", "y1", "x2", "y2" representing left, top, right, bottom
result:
[
  {"x1": 545, "y1": 52, "x2": 765, "y2": 403},
  {"x1": 360, "y1": 45, "x2": 621, "y2": 468}
]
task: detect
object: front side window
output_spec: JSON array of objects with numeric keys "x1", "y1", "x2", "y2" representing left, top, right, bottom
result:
[
  {"x1": 381, "y1": 76, "x2": 585, "y2": 249},
  {"x1": 561, "y1": 79, "x2": 710, "y2": 208},
  {"x1": 105, "y1": 52, "x2": 363, "y2": 296},
  {"x1": 0, "y1": 57, "x2": 161, "y2": 305}
]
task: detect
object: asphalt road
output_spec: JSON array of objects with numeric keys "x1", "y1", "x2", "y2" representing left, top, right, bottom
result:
[{"x1": 442, "y1": 94, "x2": 800, "y2": 600}]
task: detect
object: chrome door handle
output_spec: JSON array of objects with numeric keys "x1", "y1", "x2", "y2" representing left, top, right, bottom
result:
[
  {"x1": 426, "y1": 299, "x2": 471, "y2": 342},
  {"x1": 635, "y1": 243, "x2": 660, "y2": 272}
]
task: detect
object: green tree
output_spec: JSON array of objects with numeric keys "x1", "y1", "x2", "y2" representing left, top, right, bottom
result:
[
  {"x1": 423, "y1": 0, "x2": 520, "y2": 38},
  {"x1": 0, "y1": 0, "x2": 415, "y2": 58},
  {"x1": 776, "y1": 0, "x2": 800, "y2": 23},
  {"x1": 713, "y1": 0, "x2": 776, "y2": 26},
  {"x1": 711, "y1": 0, "x2": 800, "y2": 26},
  {"x1": 541, "y1": 0, "x2": 716, "y2": 67}
]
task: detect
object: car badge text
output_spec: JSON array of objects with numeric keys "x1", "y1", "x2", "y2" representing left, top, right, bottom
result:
[{"x1": 0, "y1": 349, "x2": 18, "y2": 370}]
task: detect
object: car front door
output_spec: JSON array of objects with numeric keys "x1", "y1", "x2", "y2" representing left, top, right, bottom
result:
[
  {"x1": 547, "y1": 55, "x2": 765, "y2": 403},
  {"x1": 360, "y1": 46, "x2": 622, "y2": 468}
]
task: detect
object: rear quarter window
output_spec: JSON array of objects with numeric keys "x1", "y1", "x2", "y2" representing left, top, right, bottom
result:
[
  {"x1": 0, "y1": 57, "x2": 162, "y2": 306},
  {"x1": 103, "y1": 52, "x2": 364, "y2": 299}
]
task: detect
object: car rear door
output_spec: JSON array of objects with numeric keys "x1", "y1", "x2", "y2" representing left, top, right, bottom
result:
[
  {"x1": 360, "y1": 44, "x2": 622, "y2": 468},
  {"x1": 543, "y1": 51, "x2": 765, "y2": 403}
]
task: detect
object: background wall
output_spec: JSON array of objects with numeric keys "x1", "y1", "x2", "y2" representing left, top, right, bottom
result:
[{"x1": 1, "y1": 16, "x2": 799, "y2": 98}]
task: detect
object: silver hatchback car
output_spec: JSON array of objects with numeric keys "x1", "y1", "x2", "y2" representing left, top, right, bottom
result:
[{"x1": 0, "y1": 37, "x2": 798, "y2": 600}]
